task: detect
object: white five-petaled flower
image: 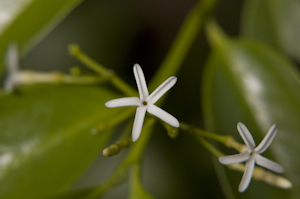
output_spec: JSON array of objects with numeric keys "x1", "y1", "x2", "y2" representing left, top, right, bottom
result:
[
  {"x1": 219, "y1": 122, "x2": 284, "y2": 192},
  {"x1": 105, "y1": 64, "x2": 180, "y2": 142}
]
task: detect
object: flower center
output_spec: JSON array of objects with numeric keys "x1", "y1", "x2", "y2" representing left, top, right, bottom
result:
[
  {"x1": 249, "y1": 151, "x2": 256, "y2": 158},
  {"x1": 142, "y1": 101, "x2": 147, "y2": 106}
]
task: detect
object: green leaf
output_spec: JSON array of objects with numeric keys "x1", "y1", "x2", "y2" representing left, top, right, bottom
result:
[
  {"x1": 202, "y1": 23, "x2": 300, "y2": 198},
  {"x1": 46, "y1": 188, "x2": 94, "y2": 199},
  {"x1": 0, "y1": 0, "x2": 83, "y2": 72},
  {"x1": 241, "y1": 0, "x2": 300, "y2": 63},
  {"x1": 0, "y1": 85, "x2": 121, "y2": 199},
  {"x1": 129, "y1": 161, "x2": 155, "y2": 199}
]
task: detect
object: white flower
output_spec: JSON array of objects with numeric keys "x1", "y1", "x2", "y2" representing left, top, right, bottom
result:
[
  {"x1": 3, "y1": 42, "x2": 39, "y2": 92},
  {"x1": 4, "y1": 42, "x2": 21, "y2": 92},
  {"x1": 105, "y1": 64, "x2": 179, "y2": 142},
  {"x1": 219, "y1": 122, "x2": 284, "y2": 192},
  {"x1": 4, "y1": 42, "x2": 67, "y2": 92}
]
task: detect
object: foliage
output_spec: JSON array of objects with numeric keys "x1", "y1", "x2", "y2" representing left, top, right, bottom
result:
[{"x1": 0, "y1": 0, "x2": 299, "y2": 198}]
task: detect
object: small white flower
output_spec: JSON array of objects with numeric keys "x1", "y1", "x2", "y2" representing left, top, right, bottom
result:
[
  {"x1": 4, "y1": 42, "x2": 67, "y2": 92},
  {"x1": 4, "y1": 42, "x2": 21, "y2": 92},
  {"x1": 105, "y1": 64, "x2": 179, "y2": 142},
  {"x1": 3, "y1": 42, "x2": 39, "y2": 92},
  {"x1": 219, "y1": 122, "x2": 284, "y2": 192}
]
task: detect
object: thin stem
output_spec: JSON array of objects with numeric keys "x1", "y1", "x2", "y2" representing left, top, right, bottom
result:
[
  {"x1": 179, "y1": 122, "x2": 246, "y2": 152},
  {"x1": 69, "y1": 44, "x2": 137, "y2": 97},
  {"x1": 103, "y1": 122, "x2": 134, "y2": 157},
  {"x1": 102, "y1": 137, "x2": 132, "y2": 157},
  {"x1": 180, "y1": 122, "x2": 227, "y2": 143},
  {"x1": 160, "y1": 120, "x2": 179, "y2": 138},
  {"x1": 196, "y1": 135, "x2": 224, "y2": 158},
  {"x1": 84, "y1": 118, "x2": 156, "y2": 199},
  {"x1": 149, "y1": 0, "x2": 219, "y2": 92},
  {"x1": 69, "y1": 44, "x2": 111, "y2": 76},
  {"x1": 61, "y1": 74, "x2": 106, "y2": 84},
  {"x1": 7, "y1": 71, "x2": 105, "y2": 89},
  {"x1": 91, "y1": 107, "x2": 136, "y2": 134}
]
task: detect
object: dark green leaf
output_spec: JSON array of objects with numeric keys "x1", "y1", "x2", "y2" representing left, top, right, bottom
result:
[
  {"x1": 241, "y1": 0, "x2": 300, "y2": 63},
  {"x1": 129, "y1": 162, "x2": 155, "y2": 199},
  {"x1": 0, "y1": 0, "x2": 83, "y2": 72},
  {"x1": 46, "y1": 188, "x2": 94, "y2": 199},
  {"x1": 203, "y1": 24, "x2": 300, "y2": 198},
  {"x1": 0, "y1": 85, "x2": 121, "y2": 199}
]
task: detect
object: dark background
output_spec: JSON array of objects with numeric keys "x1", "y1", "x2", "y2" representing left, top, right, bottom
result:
[{"x1": 21, "y1": 0, "x2": 245, "y2": 198}]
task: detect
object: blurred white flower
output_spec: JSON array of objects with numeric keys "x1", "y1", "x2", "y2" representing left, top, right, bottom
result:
[
  {"x1": 4, "y1": 42, "x2": 47, "y2": 92},
  {"x1": 3, "y1": 42, "x2": 71, "y2": 92},
  {"x1": 105, "y1": 64, "x2": 179, "y2": 142},
  {"x1": 219, "y1": 122, "x2": 284, "y2": 192},
  {"x1": 4, "y1": 42, "x2": 22, "y2": 92}
]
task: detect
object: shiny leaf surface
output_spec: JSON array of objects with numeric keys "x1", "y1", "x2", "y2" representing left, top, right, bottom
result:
[
  {"x1": 241, "y1": 0, "x2": 300, "y2": 63},
  {"x1": 0, "y1": 85, "x2": 120, "y2": 199},
  {"x1": 202, "y1": 24, "x2": 300, "y2": 198},
  {"x1": 0, "y1": 0, "x2": 83, "y2": 72}
]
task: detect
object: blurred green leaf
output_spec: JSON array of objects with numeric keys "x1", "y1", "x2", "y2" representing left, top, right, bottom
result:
[
  {"x1": 129, "y1": 161, "x2": 155, "y2": 199},
  {"x1": 202, "y1": 23, "x2": 300, "y2": 198},
  {"x1": 241, "y1": 0, "x2": 300, "y2": 63},
  {"x1": 46, "y1": 188, "x2": 94, "y2": 199},
  {"x1": 0, "y1": 0, "x2": 83, "y2": 72},
  {"x1": 0, "y1": 85, "x2": 121, "y2": 199}
]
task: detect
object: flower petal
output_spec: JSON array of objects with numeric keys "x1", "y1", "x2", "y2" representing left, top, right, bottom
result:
[
  {"x1": 6, "y1": 42, "x2": 19, "y2": 73},
  {"x1": 105, "y1": 97, "x2": 141, "y2": 107},
  {"x1": 237, "y1": 122, "x2": 256, "y2": 152},
  {"x1": 254, "y1": 124, "x2": 277, "y2": 154},
  {"x1": 148, "y1": 76, "x2": 177, "y2": 104},
  {"x1": 4, "y1": 75, "x2": 15, "y2": 92},
  {"x1": 132, "y1": 106, "x2": 147, "y2": 142},
  {"x1": 238, "y1": 157, "x2": 255, "y2": 192},
  {"x1": 4, "y1": 42, "x2": 20, "y2": 92},
  {"x1": 254, "y1": 154, "x2": 284, "y2": 173},
  {"x1": 219, "y1": 151, "x2": 250, "y2": 165},
  {"x1": 133, "y1": 64, "x2": 149, "y2": 100},
  {"x1": 147, "y1": 104, "x2": 179, "y2": 127}
]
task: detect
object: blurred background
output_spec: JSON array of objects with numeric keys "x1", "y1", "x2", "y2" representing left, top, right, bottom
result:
[
  {"x1": 21, "y1": 0, "x2": 243, "y2": 198},
  {"x1": 3, "y1": 0, "x2": 299, "y2": 199}
]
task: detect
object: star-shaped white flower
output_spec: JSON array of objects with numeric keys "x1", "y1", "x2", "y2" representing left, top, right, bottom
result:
[
  {"x1": 105, "y1": 64, "x2": 179, "y2": 142},
  {"x1": 219, "y1": 122, "x2": 284, "y2": 192}
]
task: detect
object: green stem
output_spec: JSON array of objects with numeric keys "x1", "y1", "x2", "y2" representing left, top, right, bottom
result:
[
  {"x1": 69, "y1": 44, "x2": 137, "y2": 96},
  {"x1": 196, "y1": 136, "x2": 224, "y2": 158},
  {"x1": 91, "y1": 107, "x2": 136, "y2": 134},
  {"x1": 102, "y1": 122, "x2": 133, "y2": 157},
  {"x1": 180, "y1": 122, "x2": 227, "y2": 143},
  {"x1": 149, "y1": 0, "x2": 219, "y2": 92},
  {"x1": 180, "y1": 122, "x2": 226, "y2": 157},
  {"x1": 61, "y1": 74, "x2": 106, "y2": 84},
  {"x1": 83, "y1": 118, "x2": 156, "y2": 199},
  {"x1": 12, "y1": 71, "x2": 105, "y2": 87},
  {"x1": 69, "y1": 44, "x2": 111, "y2": 76},
  {"x1": 180, "y1": 122, "x2": 245, "y2": 152}
]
